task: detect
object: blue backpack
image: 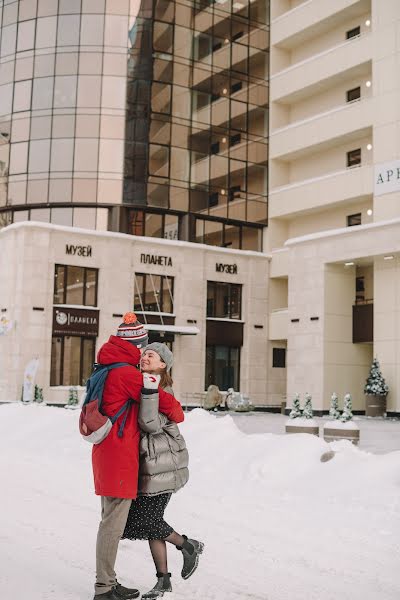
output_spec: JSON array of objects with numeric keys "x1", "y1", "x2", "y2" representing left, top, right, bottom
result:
[{"x1": 79, "y1": 362, "x2": 134, "y2": 444}]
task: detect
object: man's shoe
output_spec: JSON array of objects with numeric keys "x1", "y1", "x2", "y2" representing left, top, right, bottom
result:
[
  {"x1": 142, "y1": 572, "x2": 172, "y2": 599},
  {"x1": 93, "y1": 582, "x2": 140, "y2": 600},
  {"x1": 115, "y1": 581, "x2": 140, "y2": 599},
  {"x1": 93, "y1": 589, "x2": 121, "y2": 600},
  {"x1": 177, "y1": 535, "x2": 204, "y2": 580}
]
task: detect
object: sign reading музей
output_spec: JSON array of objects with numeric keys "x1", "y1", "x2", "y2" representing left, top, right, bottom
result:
[{"x1": 52, "y1": 307, "x2": 99, "y2": 337}]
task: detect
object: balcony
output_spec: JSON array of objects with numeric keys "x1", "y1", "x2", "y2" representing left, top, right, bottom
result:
[
  {"x1": 270, "y1": 98, "x2": 373, "y2": 160},
  {"x1": 193, "y1": 83, "x2": 268, "y2": 128},
  {"x1": 270, "y1": 32, "x2": 372, "y2": 103},
  {"x1": 353, "y1": 301, "x2": 373, "y2": 343},
  {"x1": 269, "y1": 308, "x2": 289, "y2": 340},
  {"x1": 269, "y1": 164, "x2": 373, "y2": 219},
  {"x1": 194, "y1": 33, "x2": 268, "y2": 88},
  {"x1": 191, "y1": 139, "x2": 267, "y2": 186},
  {"x1": 270, "y1": 248, "x2": 289, "y2": 278},
  {"x1": 272, "y1": 0, "x2": 370, "y2": 49}
]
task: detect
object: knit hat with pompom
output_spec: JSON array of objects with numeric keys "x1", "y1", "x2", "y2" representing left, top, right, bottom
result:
[{"x1": 116, "y1": 312, "x2": 148, "y2": 349}]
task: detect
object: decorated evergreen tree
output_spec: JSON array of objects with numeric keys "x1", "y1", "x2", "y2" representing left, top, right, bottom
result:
[
  {"x1": 303, "y1": 393, "x2": 313, "y2": 419},
  {"x1": 364, "y1": 358, "x2": 389, "y2": 396},
  {"x1": 34, "y1": 385, "x2": 44, "y2": 403},
  {"x1": 329, "y1": 392, "x2": 340, "y2": 420},
  {"x1": 340, "y1": 393, "x2": 353, "y2": 422},
  {"x1": 68, "y1": 387, "x2": 79, "y2": 406},
  {"x1": 289, "y1": 393, "x2": 302, "y2": 419}
]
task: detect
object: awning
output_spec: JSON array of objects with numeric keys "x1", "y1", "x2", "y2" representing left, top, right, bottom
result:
[{"x1": 144, "y1": 324, "x2": 200, "y2": 335}]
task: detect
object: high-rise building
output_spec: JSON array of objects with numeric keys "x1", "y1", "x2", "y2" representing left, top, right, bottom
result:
[
  {"x1": 268, "y1": 0, "x2": 400, "y2": 414},
  {"x1": 0, "y1": 0, "x2": 272, "y2": 406},
  {"x1": 0, "y1": 0, "x2": 269, "y2": 250}
]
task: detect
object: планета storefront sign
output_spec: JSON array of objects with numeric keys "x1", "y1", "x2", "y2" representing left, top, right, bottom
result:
[{"x1": 53, "y1": 307, "x2": 99, "y2": 337}]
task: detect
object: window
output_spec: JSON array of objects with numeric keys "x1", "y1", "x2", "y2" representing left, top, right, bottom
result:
[
  {"x1": 51, "y1": 336, "x2": 95, "y2": 386},
  {"x1": 230, "y1": 81, "x2": 243, "y2": 94},
  {"x1": 230, "y1": 133, "x2": 241, "y2": 147},
  {"x1": 272, "y1": 348, "x2": 286, "y2": 368},
  {"x1": 206, "y1": 345, "x2": 240, "y2": 390},
  {"x1": 347, "y1": 148, "x2": 361, "y2": 168},
  {"x1": 54, "y1": 265, "x2": 98, "y2": 306},
  {"x1": 207, "y1": 281, "x2": 241, "y2": 319},
  {"x1": 209, "y1": 192, "x2": 219, "y2": 207},
  {"x1": 228, "y1": 185, "x2": 241, "y2": 201},
  {"x1": 347, "y1": 213, "x2": 362, "y2": 227},
  {"x1": 128, "y1": 210, "x2": 179, "y2": 240},
  {"x1": 346, "y1": 26, "x2": 361, "y2": 40},
  {"x1": 134, "y1": 273, "x2": 174, "y2": 314},
  {"x1": 211, "y1": 141, "x2": 220, "y2": 155},
  {"x1": 355, "y1": 276, "x2": 365, "y2": 304},
  {"x1": 346, "y1": 86, "x2": 361, "y2": 103}
]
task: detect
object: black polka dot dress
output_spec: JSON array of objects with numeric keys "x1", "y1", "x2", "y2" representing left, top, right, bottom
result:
[{"x1": 122, "y1": 493, "x2": 173, "y2": 540}]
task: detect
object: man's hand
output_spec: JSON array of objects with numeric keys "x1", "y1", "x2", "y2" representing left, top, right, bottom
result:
[{"x1": 142, "y1": 373, "x2": 161, "y2": 390}]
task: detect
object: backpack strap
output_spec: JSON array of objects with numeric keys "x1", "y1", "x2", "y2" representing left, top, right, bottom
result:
[{"x1": 102, "y1": 362, "x2": 134, "y2": 437}]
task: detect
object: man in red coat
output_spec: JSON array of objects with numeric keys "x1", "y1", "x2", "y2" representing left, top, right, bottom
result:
[{"x1": 93, "y1": 314, "x2": 184, "y2": 600}]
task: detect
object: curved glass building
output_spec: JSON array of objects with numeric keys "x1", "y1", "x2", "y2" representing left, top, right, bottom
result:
[{"x1": 0, "y1": 0, "x2": 269, "y2": 250}]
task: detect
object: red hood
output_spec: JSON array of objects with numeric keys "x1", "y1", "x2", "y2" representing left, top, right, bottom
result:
[{"x1": 97, "y1": 335, "x2": 141, "y2": 366}]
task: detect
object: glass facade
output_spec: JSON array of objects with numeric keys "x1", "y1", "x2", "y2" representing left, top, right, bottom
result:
[
  {"x1": 0, "y1": 0, "x2": 269, "y2": 250},
  {"x1": 124, "y1": 0, "x2": 269, "y2": 249}
]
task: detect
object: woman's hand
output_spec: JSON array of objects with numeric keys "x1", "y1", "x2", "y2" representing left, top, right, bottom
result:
[{"x1": 142, "y1": 373, "x2": 161, "y2": 390}]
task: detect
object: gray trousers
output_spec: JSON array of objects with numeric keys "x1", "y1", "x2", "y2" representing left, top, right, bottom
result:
[{"x1": 95, "y1": 496, "x2": 132, "y2": 595}]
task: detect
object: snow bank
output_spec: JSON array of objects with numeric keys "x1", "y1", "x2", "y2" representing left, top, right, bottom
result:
[{"x1": 1, "y1": 404, "x2": 400, "y2": 600}]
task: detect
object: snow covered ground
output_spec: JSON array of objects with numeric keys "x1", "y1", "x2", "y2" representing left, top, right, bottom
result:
[
  {"x1": 1, "y1": 404, "x2": 400, "y2": 600},
  {"x1": 229, "y1": 411, "x2": 400, "y2": 454}
]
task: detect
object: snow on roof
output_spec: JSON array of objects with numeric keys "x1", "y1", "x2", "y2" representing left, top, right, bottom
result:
[{"x1": 0, "y1": 221, "x2": 270, "y2": 259}]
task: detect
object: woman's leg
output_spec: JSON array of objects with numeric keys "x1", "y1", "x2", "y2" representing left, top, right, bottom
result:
[
  {"x1": 164, "y1": 531, "x2": 184, "y2": 547},
  {"x1": 148, "y1": 539, "x2": 168, "y2": 574}
]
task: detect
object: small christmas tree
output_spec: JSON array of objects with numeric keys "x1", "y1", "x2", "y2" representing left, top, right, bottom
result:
[
  {"x1": 329, "y1": 392, "x2": 340, "y2": 420},
  {"x1": 303, "y1": 393, "x2": 313, "y2": 419},
  {"x1": 364, "y1": 358, "x2": 389, "y2": 396},
  {"x1": 34, "y1": 385, "x2": 44, "y2": 403},
  {"x1": 68, "y1": 387, "x2": 79, "y2": 406},
  {"x1": 289, "y1": 393, "x2": 302, "y2": 419},
  {"x1": 340, "y1": 393, "x2": 353, "y2": 422}
]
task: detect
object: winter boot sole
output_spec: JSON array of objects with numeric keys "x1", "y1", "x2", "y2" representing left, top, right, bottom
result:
[{"x1": 182, "y1": 541, "x2": 204, "y2": 580}]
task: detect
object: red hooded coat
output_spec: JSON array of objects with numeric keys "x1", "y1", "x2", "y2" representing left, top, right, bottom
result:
[{"x1": 91, "y1": 335, "x2": 184, "y2": 499}]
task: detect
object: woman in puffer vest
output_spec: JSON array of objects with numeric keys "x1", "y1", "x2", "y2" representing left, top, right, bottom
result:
[{"x1": 122, "y1": 343, "x2": 204, "y2": 600}]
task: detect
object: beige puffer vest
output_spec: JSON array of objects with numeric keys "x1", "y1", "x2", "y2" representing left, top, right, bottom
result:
[{"x1": 138, "y1": 388, "x2": 189, "y2": 496}]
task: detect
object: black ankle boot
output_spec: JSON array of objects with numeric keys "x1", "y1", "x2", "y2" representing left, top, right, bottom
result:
[
  {"x1": 142, "y1": 572, "x2": 172, "y2": 599},
  {"x1": 177, "y1": 534, "x2": 204, "y2": 580}
]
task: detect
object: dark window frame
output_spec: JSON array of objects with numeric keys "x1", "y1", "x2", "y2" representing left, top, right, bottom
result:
[
  {"x1": 134, "y1": 272, "x2": 175, "y2": 314},
  {"x1": 50, "y1": 335, "x2": 96, "y2": 386},
  {"x1": 207, "y1": 281, "x2": 242, "y2": 320},
  {"x1": 346, "y1": 26, "x2": 361, "y2": 40},
  {"x1": 53, "y1": 264, "x2": 99, "y2": 307},
  {"x1": 128, "y1": 209, "x2": 180, "y2": 241},
  {"x1": 205, "y1": 344, "x2": 241, "y2": 390},
  {"x1": 347, "y1": 148, "x2": 361, "y2": 168},
  {"x1": 272, "y1": 347, "x2": 286, "y2": 368},
  {"x1": 347, "y1": 213, "x2": 362, "y2": 227},
  {"x1": 346, "y1": 86, "x2": 361, "y2": 103}
]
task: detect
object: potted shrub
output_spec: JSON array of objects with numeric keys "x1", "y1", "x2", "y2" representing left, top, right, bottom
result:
[
  {"x1": 323, "y1": 393, "x2": 360, "y2": 445},
  {"x1": 65, "y1": 386, "x2": 80, "y2": 410},
  {"x1": 286, "y1": 393, "x2": 319, "y2": 436},
  {"x1": 364, "y1": 358, "x2": 389, "y2": 417}
]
